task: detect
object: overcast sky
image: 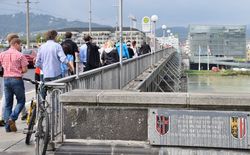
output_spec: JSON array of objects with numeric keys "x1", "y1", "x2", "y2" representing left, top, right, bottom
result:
[{"x1": 1, "y1": 0, "x2": 250, "y2": 28}]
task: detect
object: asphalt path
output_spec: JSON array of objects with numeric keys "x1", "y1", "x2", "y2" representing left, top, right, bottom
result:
[{"x1": 0, "y1": 69, "x2": 35, "y2": 98}]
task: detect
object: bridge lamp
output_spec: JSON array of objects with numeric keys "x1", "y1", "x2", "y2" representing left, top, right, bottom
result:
[
  {"x1": 162, "y1": 25, "x2": 167, "y2": 37},
  {"x1": 167, "y1": 29, "x2": 171, "y2": 36},
  {"x1": 151, "y1": 15, "x2": 158, "y2": 53},
  {"x1": 161, "y1": 25, "x2": 167, "y2": 48}
]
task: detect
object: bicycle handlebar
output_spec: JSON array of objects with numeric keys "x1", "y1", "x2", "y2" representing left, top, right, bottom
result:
[
  {"x1": 23, "y1": 77, "x2": 66, "y2": 89},
  {"x1": 23, "y1": 77, "x2": 39, "y2": 85}
]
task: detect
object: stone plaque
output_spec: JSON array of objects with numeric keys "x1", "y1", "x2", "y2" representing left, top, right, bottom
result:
[{"x1": 148, "y1": 109, "x2": 250, "y2": 149}]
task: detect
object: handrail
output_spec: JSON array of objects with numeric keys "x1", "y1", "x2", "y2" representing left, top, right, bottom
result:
[{"x1": 53, "y1": 48, "x2": 176, "y2": 90}]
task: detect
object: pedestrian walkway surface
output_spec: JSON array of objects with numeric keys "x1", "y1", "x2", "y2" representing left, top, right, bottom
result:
[{"x1": 0, "y1": 120, "x2": 35, "y2": 155}]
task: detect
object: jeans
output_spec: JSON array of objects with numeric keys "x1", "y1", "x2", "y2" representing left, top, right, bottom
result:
[
  {"x1": 4, "y1": 78, "x2": 25, "y2": 122},
  {"x1": 1, "y1": 78, "x2": 26, "y2": 121},
  {"x1": 42, "y1": 74, "x2": 62, "y2": 99}
]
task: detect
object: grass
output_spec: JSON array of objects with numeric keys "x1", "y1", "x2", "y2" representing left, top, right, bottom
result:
[{"x1": 185, "y1": 70, "x2": 250, "y2": 76}]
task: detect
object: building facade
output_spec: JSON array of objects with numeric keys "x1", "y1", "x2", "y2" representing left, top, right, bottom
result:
[
  {"x1": 188, "y1": 25, "x2": 246, "y2": 59},
  {"x1": 58, "y1": 27, "x2": 146, "y2": 48}
]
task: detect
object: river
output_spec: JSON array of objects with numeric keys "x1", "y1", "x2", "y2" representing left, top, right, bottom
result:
[{"x1": 188, "y1": 75, "x2": 250, "y2": 93}]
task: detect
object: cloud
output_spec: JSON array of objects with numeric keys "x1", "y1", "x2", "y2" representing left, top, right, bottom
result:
[{"x1": 1, "y1": 0, "x2": 250, "y2": 27}]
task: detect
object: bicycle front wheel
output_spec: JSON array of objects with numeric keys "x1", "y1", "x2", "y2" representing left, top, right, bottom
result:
[
  {"x1": 36, "y1": 111, "x2": 50, "y2": 155},
  {"x1": 25, "y1": 106, "x2": 36, "y2": 145}
]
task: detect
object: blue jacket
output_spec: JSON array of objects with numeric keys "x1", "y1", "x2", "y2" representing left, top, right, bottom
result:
[{"x1": 115, "y1": 43, "x2": 130, "y2": 59}]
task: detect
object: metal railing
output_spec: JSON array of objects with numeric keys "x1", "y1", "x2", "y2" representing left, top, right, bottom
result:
[
  {"x1": 46, "y1": 47, "x2": 177, "y2": 146},
  {"x1": 136, "y1": 52, "x2": 181, "y2": 92},
  {"x1": 53, "y1": 48, "x2": 176, "y2": 90}
]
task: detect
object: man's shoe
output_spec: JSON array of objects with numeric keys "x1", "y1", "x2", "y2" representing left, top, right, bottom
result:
[
  {"x1": 5, "y1": 127, "x2": 11, "y2": 132},
  {"x1": 5, "y1": 123, "x2": 11, "y2": 132},
  {"x1": 8, "y1": 120, "x2": 17, "y2": 132},
  {"x1": 0, "y1": 120, "x2": 5, "y2": 127},
  {"x1": 21, "y1": 113, "x2": 28, "y2": 121}
]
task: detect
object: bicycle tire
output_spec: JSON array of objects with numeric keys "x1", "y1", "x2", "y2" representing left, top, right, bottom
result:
[
  {"x1": 25, "y1": 106, "x2": 36, "y2": 145},
  {"x1": 36, "y1": 111, "x2": 50, "y2": 155}
]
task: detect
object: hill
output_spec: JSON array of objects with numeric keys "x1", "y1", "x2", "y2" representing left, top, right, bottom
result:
[
  {"x1": 2, "y1": 13, "x2": 248, "y2": 42},
  {"x1": 0, "y1": 12, "x2": 109, "y2": 37}
]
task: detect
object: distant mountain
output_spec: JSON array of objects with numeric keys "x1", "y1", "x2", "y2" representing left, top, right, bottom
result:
[
  {"x1": 2, "y1": 13, "x2": 249, "y2": 42},
  {"x1": 0, "y1": 12, "x2": 109, "y2": 37}
]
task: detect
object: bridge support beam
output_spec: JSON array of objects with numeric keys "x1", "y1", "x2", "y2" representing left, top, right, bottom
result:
[{"x1": 131, "y1": 52, "x2": 182, "y2": 92}]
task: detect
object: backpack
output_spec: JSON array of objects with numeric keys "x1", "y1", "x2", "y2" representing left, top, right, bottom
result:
[
  {"x1": 61, "y1": 42, "x2": 73, "y2": 55},
  {"x1": 86, "y1": 43, "x2": 101, "y2": 70},
  {"x1": 101, "y1": 49, "x2": 119, "y2": 65}
]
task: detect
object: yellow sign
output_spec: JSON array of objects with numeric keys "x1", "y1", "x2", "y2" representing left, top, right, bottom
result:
[
  {"x1": 143, "y1": 17, "x2": 150, "y2": 24},
  {"x1": 142, "y1": 16, "x2": 151, "y2": 32}
]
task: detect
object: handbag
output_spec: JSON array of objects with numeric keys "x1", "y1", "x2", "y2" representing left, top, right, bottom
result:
[{"x1": 0, "y1": 66, "x2": 4, "y2": 77}]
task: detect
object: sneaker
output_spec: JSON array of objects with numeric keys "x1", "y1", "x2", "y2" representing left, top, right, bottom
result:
[
  {"x1": 8, "y1": 120, "x2": 17, "y2": 132},
  {"x1": 21, "y1": 113, "x2": 28, "y2": 121},
  {"x1": 0, "y1": 120, "x2": 5, "y2": 127}
]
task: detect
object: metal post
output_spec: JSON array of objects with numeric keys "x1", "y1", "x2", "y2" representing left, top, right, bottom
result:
[
  {"x1": 89, "y1": 0, "x2": 92, "y2": 35},
  {"x1": 75, "y1": 53, "x2": 80, "y2": 79},
  {"x1": 119, "y1": 0, "x2": 123, "y2": 89},
  {"x1": 113, "y1": 0, "x2": 119, "y2": 41},
  {"x1": 198, "y1": 45, "x2": 201, "y2": 71},
  {"x1": 129, "y1": 15, "x2": 136, "y2": 41},
  {"x1": 163, "y1": 29, "x2": 166, "y2": 37},
  {"x1": 150, "y1": 20, "x2": 154, "y2": 67},
  {"x1": 130, "y1": 17, "x2": 133, "y2": 41},
  {"x1": 207, "y1": 45, "x2": 210, "y2": 70},
  {"x1": 153, "y1": 21, "x2": 156, "y2": 53},
  {"x1": 26, "y1": 0, "x2": 30, "y2": 48},
  {"x1": 153, "y1": 21, "x2": 156, "y2": 65}
]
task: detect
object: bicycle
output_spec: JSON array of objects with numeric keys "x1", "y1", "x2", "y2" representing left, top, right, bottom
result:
[
  {"x1": 23, "y1": 77, "x2": 65, "y2": 155},
  {"x1": 24, "y1": 97, "x2": 37, "y2": 145}
]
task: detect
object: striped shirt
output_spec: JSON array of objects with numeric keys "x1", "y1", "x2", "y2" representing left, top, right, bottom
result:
[{"x1": 0, "y1": 47, "x2": 28, "y2": 77}]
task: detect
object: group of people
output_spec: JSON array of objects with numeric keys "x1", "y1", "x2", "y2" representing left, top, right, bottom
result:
[
  {"x1": 0, "y1": 29, "x2": 152, "y2": 132},
  {"x1": 78, "y1": 33, "x2": 151, "y2": 69}
]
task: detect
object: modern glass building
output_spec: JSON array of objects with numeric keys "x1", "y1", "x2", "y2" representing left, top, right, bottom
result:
[{"x1": 188, "y1": 25, "x2": 246, "y2": 58}]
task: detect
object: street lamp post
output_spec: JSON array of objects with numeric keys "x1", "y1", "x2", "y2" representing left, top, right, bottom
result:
[
  {"x1": 129, "y1": 15, "x2": 136, "y2": 41},
  {"x1": 162, "y1": 25, "x2": 167, "y2": 49},
  {"x1": 26, "y1": 0, "x2": 30, "y2": 49},
  {"x1": 162, "y1": 25, "x2": 167, "y2": 37},
  {"x1": 119, "y1": 0, "x2": 123, "y2": 89},
  {"x1": 151, "y1": 15, "x2": 158, "y2": 53},
  {"x1": 89, "y1": 0, "x2": 92, "y2": 35},
  {"x1": 167, "y1": 29, "x2": 171, "y2": 37},
  {"x1": 112, "y1": 0, "x2": 119, "y2": 41},
  {"x1": 18, "y1": 0, "x2": 39, "y2": 48}
]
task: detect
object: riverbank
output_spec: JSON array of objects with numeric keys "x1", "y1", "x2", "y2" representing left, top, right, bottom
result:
[{"x1": 186, "y1": 70, "x2": 250, "y2": 76}]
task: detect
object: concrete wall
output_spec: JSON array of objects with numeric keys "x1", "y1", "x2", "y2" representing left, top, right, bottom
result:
[{"x1": 60, "y1": 90, "x2": 250, "y2": 149}]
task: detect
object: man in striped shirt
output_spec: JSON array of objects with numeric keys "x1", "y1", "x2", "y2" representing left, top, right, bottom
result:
[{"x1": 0, "y1": 38, "x2": 28, "y2": 132}]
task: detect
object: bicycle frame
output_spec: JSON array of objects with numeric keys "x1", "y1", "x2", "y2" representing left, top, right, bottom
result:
[{"x1": 23, "y1": 78, "x2": 66, "y2": 155}]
